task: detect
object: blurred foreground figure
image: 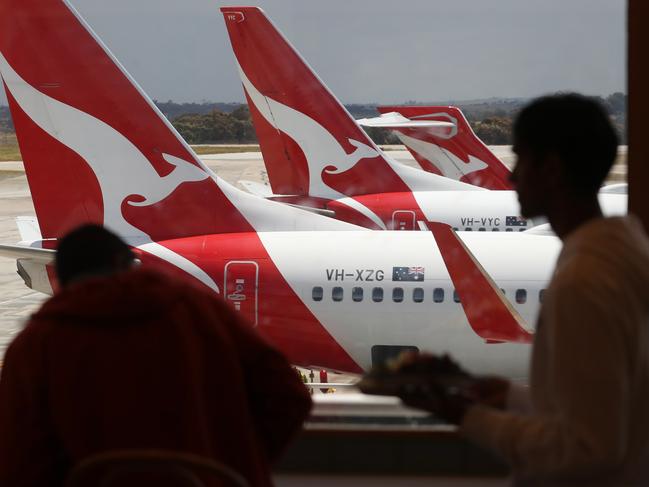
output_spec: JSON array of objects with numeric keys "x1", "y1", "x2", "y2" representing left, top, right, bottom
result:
[
  {"x1": 0, "y1": 225, "x2": 311, "y2": 487},
  {"x1": 398, "y1": 94, "x2": 649, "y2": 485}
]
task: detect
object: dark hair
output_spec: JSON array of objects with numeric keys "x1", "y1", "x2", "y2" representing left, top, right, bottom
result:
[
  {"x1": 513, "y1": 93, "x2": 618, "y2": 195},
  {"x1": 55, "y1": 224, "x2": 135, "y2": 287}
]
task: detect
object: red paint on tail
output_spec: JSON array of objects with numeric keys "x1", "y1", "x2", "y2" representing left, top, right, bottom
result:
[
  {"x1": 379, "y1": 106, "x2": 512, "y2": 190},
  {"x1": 0, "y1": 0, "x2": 254, "y2": 239},
  {"x1": 221, "y1": 7, "x2": 412, "y2": 198}
]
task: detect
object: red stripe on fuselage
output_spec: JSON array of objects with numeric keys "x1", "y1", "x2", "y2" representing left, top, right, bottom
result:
[
  {"x1": 328, "y1": 193, "x2": 428, "y2": 230},
  {"x1": 138, "y1": 233, "x2": 362, "y2": 373}
]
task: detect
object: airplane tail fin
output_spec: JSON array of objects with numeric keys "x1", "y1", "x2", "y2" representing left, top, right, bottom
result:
[
  {"x1": 0, "y1": 0, "x2": 269, "y2": 242},
  {"x1": 221, "y1": 7, "x2": 460, "y2": 200},
  {"x1": 377, "y1": 106, "x2": 513, "y2": 190}
]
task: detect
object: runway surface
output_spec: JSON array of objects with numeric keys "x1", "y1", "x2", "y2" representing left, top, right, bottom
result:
[{"x1": 0, "y1": 147, "x2": 625, "y2": 360}]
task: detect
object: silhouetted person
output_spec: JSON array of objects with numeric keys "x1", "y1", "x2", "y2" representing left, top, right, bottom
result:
[
  {"x1": 0, "y1": 224, "x2": 311, "y2": 487},
  {"x1": 397, "y1": 94, "x2": 649, "y2": 485}
]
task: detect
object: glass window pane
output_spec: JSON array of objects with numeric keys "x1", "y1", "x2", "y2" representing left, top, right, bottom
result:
[
  {"x1": 453, "y1": 290, "x2": 461, "y2": 303},
  {"x1": 352, "y1": 287, "x2": 363, "y2": 302},
  {"x1": 392, "y1": 287, "x2": 404, "y2": 303},
  {"x1": 539, "y1": 289, "x2": 546, "y2": 303},
  {"x1": 433, "y1": 288, "x2": 444, "y2": 303},
  {"x1": 312, "y1": 286, "x2": 323, "y2": 301},
  {"x1": 413, "y1": 287, "x2": 424, "y2": 303},
  {"x1": 372, "y1": 287, "x2": 383, "y2": 302},
  {"x1": 516, "y1": 288, "x2": 527, "y2": 304},
  {"x1": 332, "y1": 286, "x2": 343, "y2": 302}
]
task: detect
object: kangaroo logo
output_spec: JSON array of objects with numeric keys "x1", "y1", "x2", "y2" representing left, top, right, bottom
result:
[
  {"x1": 236, "y1": 62, "x2": 387, "y2": 229},
  {"x1": 396, "y1": 132, "x2": 488, "y2": 181},
  {"x1": 0, "y1": 53, "x2": 219, "y2": 291},
  {"x1": 236, "y1": 63, "x2": 380, "y2": 199},
  {"x1": 401, "y1": 112, "x2": 488, "y2": 179}
]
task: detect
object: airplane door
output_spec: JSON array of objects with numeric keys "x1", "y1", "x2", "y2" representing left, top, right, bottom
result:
[
  {"x1": 391, "y1": 210, "x2": 416, "y2": 231},
  {"x1": 224, "y1": 261, "x2": 259, "y2": 326}
]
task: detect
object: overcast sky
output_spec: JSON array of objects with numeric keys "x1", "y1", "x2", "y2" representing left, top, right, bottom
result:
[{"x1": 1, "y1": 0, "x2": 626, "y2": 105}]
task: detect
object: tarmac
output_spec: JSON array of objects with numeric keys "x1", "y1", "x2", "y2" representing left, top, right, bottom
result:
[{"x1": 0, "y1": 147, "x2": 626, "y2": 360}]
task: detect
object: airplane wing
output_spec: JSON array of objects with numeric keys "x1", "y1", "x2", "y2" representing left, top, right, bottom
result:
[
  {"x1": 426, "y1": 222, "x2": 533, "y2": 344},
  {"x1": 0, "y1": 244, "x2": 55, "y2": 263},
  {"x1": 356, "y1": 112, "x2": 456, "y2": 130}
]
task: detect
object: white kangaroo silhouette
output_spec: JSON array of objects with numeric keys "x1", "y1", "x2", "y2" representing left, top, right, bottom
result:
[
  {"x1": 237, "y1": 63, "x2": 386, "y2": 229},
  {"x1": 0, "y1": 53, "x2": 208, "y2": 240},
  {"x1": 237, "y1": 63, "x2": 379, "y2": 199},
  {"x1": 0, "y1": 53, "x2": 219, "y2": 291},
  {"x1": 396, "y1": 133, "x2": 488, "y2": 181}
]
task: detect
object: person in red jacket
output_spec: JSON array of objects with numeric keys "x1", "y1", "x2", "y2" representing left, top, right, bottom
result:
[{"x1": 0, "y1": 224, "x2": 312, "y2": 487}]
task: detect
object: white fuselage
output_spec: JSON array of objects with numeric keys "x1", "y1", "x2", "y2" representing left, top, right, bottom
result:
[{"x1": 258, "y1": 230, "x2": 561, "y2": 379}]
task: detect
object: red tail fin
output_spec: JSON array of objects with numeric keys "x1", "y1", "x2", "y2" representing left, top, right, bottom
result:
[
  {"x1": 221, "y1": 7, "x2": 420, "y2": 200},
  {"x1": 0, "y1": 0, "x2": 255, "y2": 241},
  {"x1": 378, "y1": 106, "x2": 513, "y2": 190}
]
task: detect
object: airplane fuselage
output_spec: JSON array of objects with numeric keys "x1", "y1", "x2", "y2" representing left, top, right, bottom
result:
[
  {"x1": 280, "y1": 191, "x2": 626, "y2": 231},
  {"x1": 126, "y1": 230, "x2": 562, "y2": 379}
]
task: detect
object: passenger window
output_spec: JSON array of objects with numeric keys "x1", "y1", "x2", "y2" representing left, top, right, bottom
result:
[
  {"x1": 452, "y1": 227, "x2": 458, "y2": 231},
  {"x1": 500, "y1": 288, "x2": 506, "y2": 295},
  {"x1": 519, "y1": 228, "x2": 525, "y2": 232},
  {"x1": 453, "y1": 290, "x2": 461, "y2": 303},
  {"x1": 505, "y1": 228, "x2": 513, "y2": 232},
  {"x1": 465, "y1": 227, "x2": 472, "y2": 231},
  {"x1": 332, "y1": 286, "x2": 343, "y2": 302},
  {"x1": 516, "y1": 288, "x2": 527, "y2": 304},
  {"x1": 492, "y1": 228, "x2": 500, "y2": 231},
  {"x1": 478, "y1": 227, "x2": 486, "y2": 231},
  {"x1": 392, "y1": 287, "x2": 404, "y2": 303},
  {"x1": 433, "y1": 288, "x2": 444, "y2": 303},
  {"x1": 413, "y1": 288, "x2": 424, "y2": 303},
  {"x1": 372, "y1": 287, "x2": 383, "y2": 302},
  {"x1": 352, "y1": 287, "x2": 363, "y2": 302},
  {"x1": 312, "y1": 286, "x2": 323, "y2": 302},
  {"x1": 539, "y1": 289, "x2": 546, "y2": 303}
]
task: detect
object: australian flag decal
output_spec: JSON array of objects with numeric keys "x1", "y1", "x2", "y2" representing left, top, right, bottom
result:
[
  {"x1": 506, "y1": 215, "x2": 527, "y2": 227},
  {"x1": 392, "y1": 266, "x2": 425, "y2": 282}
]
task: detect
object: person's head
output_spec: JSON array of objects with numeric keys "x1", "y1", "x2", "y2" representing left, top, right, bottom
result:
[
  {"x1": 510, "y1": 93, "x2": 618, "y2": 219},
  {"x1": 55, "y1": 224, "x2": 135, "y2": 288}
]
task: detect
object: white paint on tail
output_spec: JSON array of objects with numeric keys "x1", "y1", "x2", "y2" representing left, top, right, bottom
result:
[
  {"x1": 236, "y1": 62, "x2": 389, "y2": 226},
  {"x1": 237, "y1": 64, "x2": 372, "y2": 193},
  {"x1": 0, "y1": 52, "x2": 221, "y2": 292},
  {"x1": 0, "y1": 52, "x2": 209, "y2": 240},
  {"x1": 396, "y1": 132, "x2": 488, "y2": 180}
]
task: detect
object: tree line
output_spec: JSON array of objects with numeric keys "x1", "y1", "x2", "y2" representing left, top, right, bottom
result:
[
  {"x1": 0, "y1": 93, "x2": 627, "y2": 145},
  {"x1": 161, "y1": 93, "x2": 627, "y2": 146}
]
